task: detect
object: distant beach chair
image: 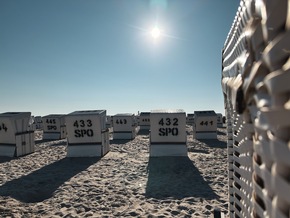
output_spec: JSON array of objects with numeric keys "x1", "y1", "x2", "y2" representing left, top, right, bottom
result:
[
  {"x1": 139, "y1": 112, "x2": 151, "y2": 130},
  {"x1": 112, "y1": 113, "x2": 138, "y2": 140},
  {"x1": 216, "y1": 113, "x2": 224, "y2": 128},
  {"x1": 186, "y1": 113, "x2": 195, "y2": 126},
  {"x1": 34, "y1": 116, "x2": 43, "y2": 130},
  {"x1": 42, "y1": 114, "x2": 66, "y2": 140},
  {"x1": 193, "y1": 110, "x2": 218, "y2": 139},
  {"x1": 222, "y1": 0, "x2": 290, "y2": 217}
]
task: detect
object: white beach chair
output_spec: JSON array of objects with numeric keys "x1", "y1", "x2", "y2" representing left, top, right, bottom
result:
[{"x1": 0, "y1": 112, "x2": 35, "y2": 157}]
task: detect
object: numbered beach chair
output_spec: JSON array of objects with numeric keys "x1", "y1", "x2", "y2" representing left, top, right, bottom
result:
[
  {"x1": 139, "y1": 112, "x2": 151, "y2": 130},
  {"x1": 42, "y1": 114, "x2": 66, "y2": 140},
  {"x1": 149, "y1": 109, "x2": 187, "y2": 156},
  {"x1": 65, "y1": 110, "x2": 110, "y2": 157},
  {"x1": 193, "y1": 111, "x2": 217, "y2": 139},
  {"x1": 112, "y1": 113, "x2": 138, "y2": 140}
]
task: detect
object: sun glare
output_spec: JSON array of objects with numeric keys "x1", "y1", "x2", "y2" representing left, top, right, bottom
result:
[{"x1": 151, "y1": 27, "x2": 161, "y2": 39}]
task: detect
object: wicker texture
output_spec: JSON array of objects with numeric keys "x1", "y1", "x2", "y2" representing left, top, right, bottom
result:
[{"x1": 222, "y1": 0, "x2": 290, "y2": 217}]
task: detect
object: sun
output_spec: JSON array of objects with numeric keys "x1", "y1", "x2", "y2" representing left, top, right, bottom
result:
[{"x1": 151, "y1": 26, "x2": 161, "y2": 39}]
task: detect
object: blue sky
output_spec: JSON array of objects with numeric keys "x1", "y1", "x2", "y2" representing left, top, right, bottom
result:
[{"x1": 0, "y1": 0, "x2": 239, "y2": 116}]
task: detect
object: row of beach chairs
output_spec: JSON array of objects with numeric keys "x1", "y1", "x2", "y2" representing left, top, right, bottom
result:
[{"x1": 0, "y1": 110, "x2": 224, "y2": 158}]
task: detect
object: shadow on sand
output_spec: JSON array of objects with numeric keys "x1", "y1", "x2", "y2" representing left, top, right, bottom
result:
[
  {"x1": 197, "y1": 139, "x2": 227, "y2": 148},
  {"x1": 0, "y1": 156, "x2": 14, "y2": 164},
  {"x1": 217, "y1": 130, "x2": 227, "y2": 136},
  {"x1": 35, "y1": 139, "x2": 67, "y2": 145},
  {"x1": 0, "y1": 157, "x2": 100, "y2": 203},
  {"x1": 187, "y1": 147, "x2": 210, "y2": 154},
  {"x1": 145, "y1": 156, "x2": 218, "y2": 200},
  {"x1": 110, "y1": 139, "x2": 132, "y2": 144},
  {"x1": 137, "y1": 129, "x2": 150, "y2": 135},
  {"x1": 49, "y1": 140, "x2": 67, "y2": 146}
]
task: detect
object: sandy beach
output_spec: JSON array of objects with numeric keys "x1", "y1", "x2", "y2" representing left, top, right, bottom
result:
[{"x1": 0, "y1": 126, "x2": 228, "y2": 217}]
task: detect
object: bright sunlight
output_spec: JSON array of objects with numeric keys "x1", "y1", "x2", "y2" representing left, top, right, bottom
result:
[{"x1": 151, "y1": 26, "x2": 161, "y2": 39}]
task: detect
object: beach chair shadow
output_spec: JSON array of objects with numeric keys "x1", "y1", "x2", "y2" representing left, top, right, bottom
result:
[
  {"x1": 0, "y1": 157, "x2": 100, "y2": 203},
  {"x1": 187, "y1": 147, "x2": 210, "y2": 154},
  {"x1": 35, "y1": 138, "x2": 65, "y2": 145},
  {"x1": 217, "y1": 130, "x2": 227, "y2": 136},
  {"x1": 0, "y1": 156, "x2": 14, "y2": 163},
  {"x1": 197, "y1": 139, "x2": 227, "y2": 148},
  {"x1": 50, "y1": 140, "x2": 67, "y2": 146},
  {"x1": 34, "y1": 139, "x2": 50, "y2": 144},
  {"x1": 110, "y1": 139, "x2": 132, "y2": 144},
  {"x1": 137, "y1": 129, "x2": 150, "y2": 135},
  {"x1": 145, "y1": 156, "x2": 218, "y2": 200}
]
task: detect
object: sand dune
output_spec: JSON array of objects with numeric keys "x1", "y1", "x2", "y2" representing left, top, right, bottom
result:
[{"x1": 0, "y1": 126, "x2": 228, "y2": 217}]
